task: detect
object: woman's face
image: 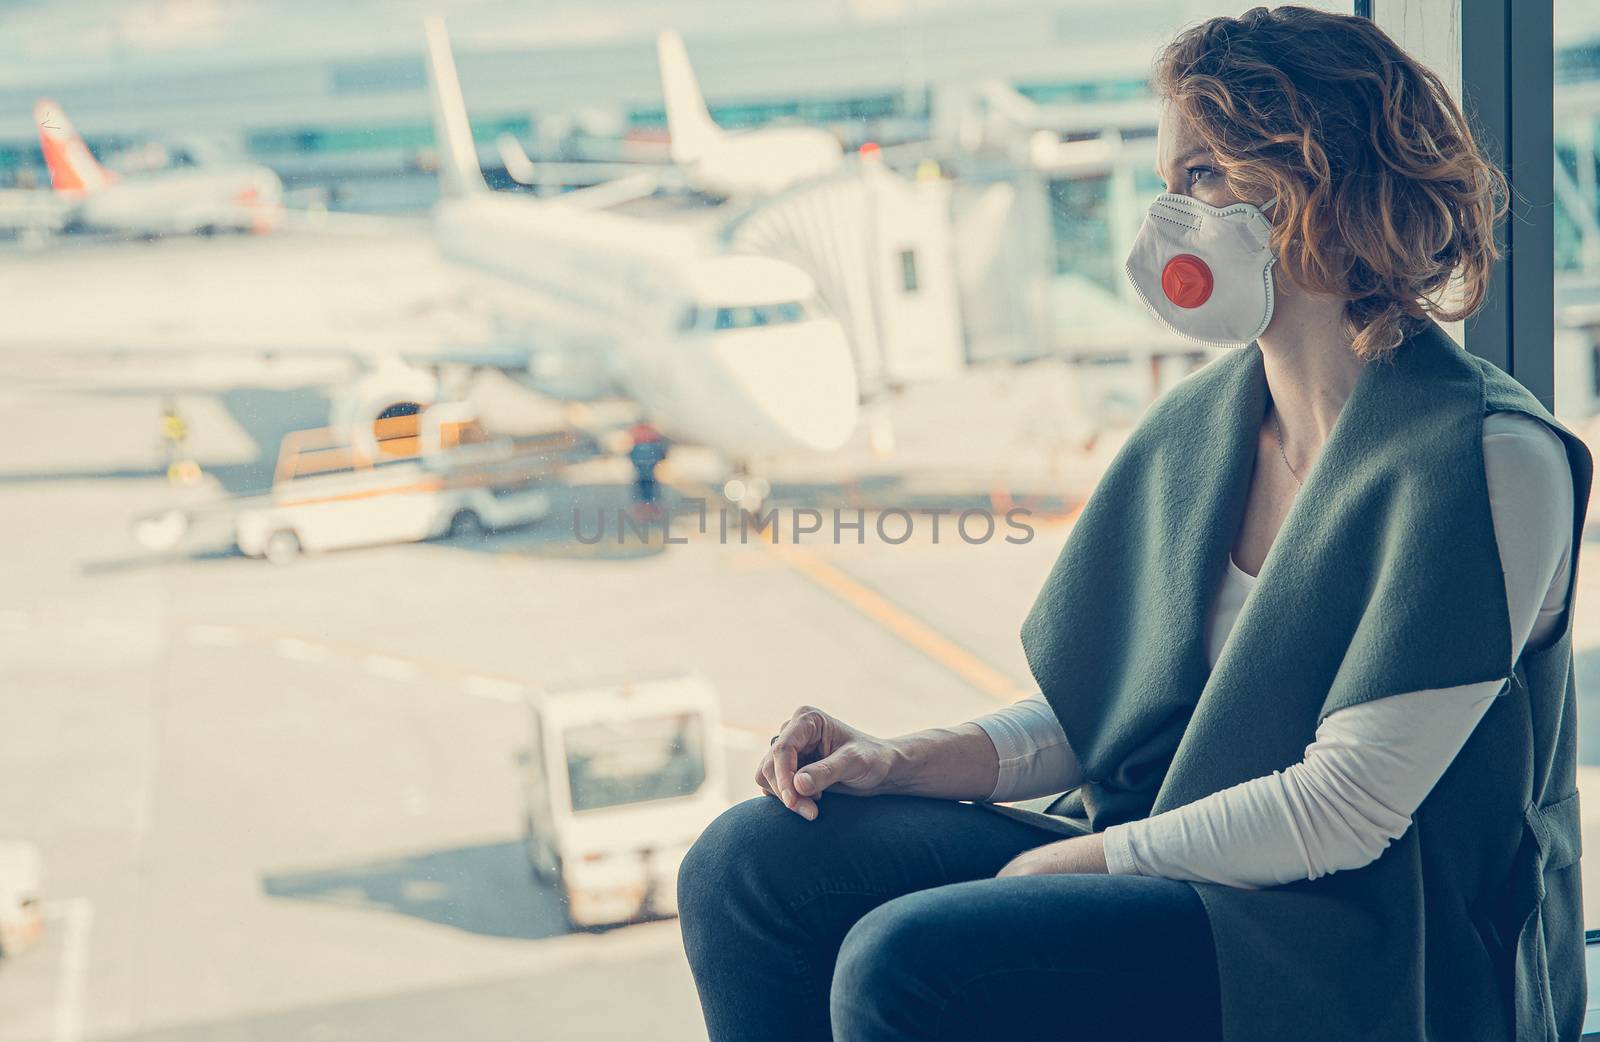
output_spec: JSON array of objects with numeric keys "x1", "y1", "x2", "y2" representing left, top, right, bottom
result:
[
  {"x1": 1153, "y1": 101, "x2": 1299, "y2": 335},
  {"x1": 1153, "y1": 103, "x2": 1242, "y2": 209}
]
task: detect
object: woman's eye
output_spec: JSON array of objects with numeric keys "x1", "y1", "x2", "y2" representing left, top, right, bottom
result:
[{"x1": 1186, "y1": 166, "x2": 1217, "y2": 187}]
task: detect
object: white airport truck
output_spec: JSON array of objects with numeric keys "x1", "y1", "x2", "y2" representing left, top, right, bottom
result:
[
  {"x1": 234, "y1": 403, "x2": 572, "y2": 563},
  {"x1": 519, "y1": 672, "x2": 729, "y2": 930}
]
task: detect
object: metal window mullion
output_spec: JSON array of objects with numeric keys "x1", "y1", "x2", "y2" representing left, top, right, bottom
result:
[{"x1": 1460, "y1": 0, "x2": 1555, "y2": 406}]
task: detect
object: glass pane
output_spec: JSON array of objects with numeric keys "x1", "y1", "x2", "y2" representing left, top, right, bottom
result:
[
  {"x1": 20, "y1": 3, "x2": 1491, "y2": 1040},
  {"x1": 564, "y1": 713, "x2": 708, "y2": 812},
  {"x1": 1556, "y1": 0, "x2": 1600, "y2": 933}
]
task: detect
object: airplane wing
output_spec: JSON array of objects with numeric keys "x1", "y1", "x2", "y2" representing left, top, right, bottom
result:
[
  {"x1": 495, "y1": 132, "x2": 540, "y2": 185},
  {"x1": 0, "y1": 223, "x2": 630, "y2": 398},
  {"x1": 0, "y1": 226, "x2": 498, "y2": 356},
  {"x1": 494, "y1": 132, "x2": 674, "y2": 207},
  {"x1": 547, "y1": 171, "x2": 663, "y2": 211}
]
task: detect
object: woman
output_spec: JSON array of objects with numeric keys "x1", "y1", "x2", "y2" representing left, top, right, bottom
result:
[{"x1": 677, "y1": 8, "x2": 1592, "y2": 1041}]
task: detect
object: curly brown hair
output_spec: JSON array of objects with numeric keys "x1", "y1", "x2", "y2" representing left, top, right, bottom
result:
[{"x1": 1155, "y1": 6, "x2": 1508, "y2": 360}]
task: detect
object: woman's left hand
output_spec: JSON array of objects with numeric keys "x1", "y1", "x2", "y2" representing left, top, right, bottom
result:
[{"x1": 996, "y1": 832, "x2": 1110, "y2": 877}]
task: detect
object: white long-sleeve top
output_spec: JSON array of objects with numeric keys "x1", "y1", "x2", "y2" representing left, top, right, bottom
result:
[{"x1": 973, "y1": 411, "x2": 1576, "y2": 889}]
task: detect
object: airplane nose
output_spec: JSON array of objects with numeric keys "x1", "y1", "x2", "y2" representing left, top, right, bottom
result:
[{"x1": 710, "y1": 320, "x2": 859, "y2": 454}]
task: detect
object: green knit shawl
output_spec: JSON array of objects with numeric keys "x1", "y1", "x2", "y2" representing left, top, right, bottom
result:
[{"x1": 980, "y1": 321, "x2": 1593, "y2": 1041}]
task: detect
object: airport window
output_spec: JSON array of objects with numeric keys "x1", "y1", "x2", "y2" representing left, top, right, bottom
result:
[
  {"x1": 317, "y1": 123, "x2": 435, "y2": 153},
  {"x1": 247, "y1": 127, "x2": 322, "y2": 155},
  {"x1": 793, "y1": 96, "x2": 904, "y2": 126},
  {"x1": 471, "y1": 116, "x2": 533, "y2": 143},
  {"x1": 12, "y1": 1, "x2": 1600, "y2": 1036},
  {"x1": 899, "y1": 249, "x2": 919, "y2": 292},
  {"x1": 715, "y1": 101, "x2": 801, "y2": 129},
  {"x1": 1559, "y1": 39, "x2": 1600, "y2": 81},
  {"x1": 627, "y1": 106, "x2": 668, "y2": 129},
  {"x1": 1556, "y1": 125, "x2": 1598, "y2": 273},
  {"x1": 1050, "y1": 174, "x2": 1116, "y2": 287},
  {"x1": 1017, "y1": 78, "x2": 1152, "y2": 105},
  {"x1": 630, "y1": 93, "x2": 905, "y2": 133},
  {"x1": 331, "y1": 57, "x2": 427, "y2": 93}
]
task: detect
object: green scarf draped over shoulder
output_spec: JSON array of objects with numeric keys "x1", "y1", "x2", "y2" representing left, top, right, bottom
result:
[{"x1": 979, "y1": 321, "x2": 1594, "y2": 1041}]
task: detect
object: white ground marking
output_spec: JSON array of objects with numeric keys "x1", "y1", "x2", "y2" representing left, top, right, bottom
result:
[
  {"x1": 459, "y1": 675, "x2": 525, "y2": 703},
  {"x1": 185, "y1": 624, "x2": 241, "y2": 648},
  {"x1": 45, "y1": 897, "x2": 93, "y2": 1042},
  {"x1": 360, "y1": 655, "x2": 420, "y2": 682},
  {"x1": 274, "y1": 637, "x2": 331, "y2": 663}
]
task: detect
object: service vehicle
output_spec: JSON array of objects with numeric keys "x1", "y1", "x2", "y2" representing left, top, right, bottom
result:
[
  {"x1": 235, "y1": 402, "x2": 576, "y2": 563},
  {"x1": 519, "y1": 671, "x2": 729, "y2": 929}
]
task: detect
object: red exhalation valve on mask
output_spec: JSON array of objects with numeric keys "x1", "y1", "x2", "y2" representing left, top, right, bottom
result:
[{"x1": 1161, "y1": 254, "x2": 1214, "y2": 309}]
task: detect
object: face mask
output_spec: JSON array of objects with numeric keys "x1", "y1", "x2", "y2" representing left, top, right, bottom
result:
[{"x1": 1124, "y1": 193, "x2": 1277, "y2": 348}]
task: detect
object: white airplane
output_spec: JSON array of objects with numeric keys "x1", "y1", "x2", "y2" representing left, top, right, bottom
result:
[
  {"x1": 930, "y1": 81, "x2": 1160, "y2": 172},
  {"x1": 422, "y1": 17, "x2": 860, "y2": 459},
  {"x1": 655, "y1": 30, "x2": 844, "y2": 197},
  {"x1": 497, "y1": 31, "x2": 844, "y2": 200},
  {"x1": 33, "y1": 98, "x2": 284, "y2": 237}
]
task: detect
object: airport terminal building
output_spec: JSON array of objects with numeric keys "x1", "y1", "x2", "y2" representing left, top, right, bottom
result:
[{"x1": 0, "y1": 3, "x2": 1174, "y2": 193}]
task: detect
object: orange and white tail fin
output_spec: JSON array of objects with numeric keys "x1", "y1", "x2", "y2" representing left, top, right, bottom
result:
[{"x1": 34, "y1": 98, "x2": 116, "y2": 195}]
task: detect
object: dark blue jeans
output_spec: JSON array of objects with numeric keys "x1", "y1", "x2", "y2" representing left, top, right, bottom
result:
[{"x1": 677, "y1": 792, "x2": 1222, "y2": 1042}]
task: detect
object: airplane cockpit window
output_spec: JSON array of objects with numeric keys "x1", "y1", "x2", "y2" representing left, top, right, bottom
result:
[
  {"x1": 710, "y1": 301, "x2": 811, "y2": 330},
  {"x1": 712, "y1": 306, "x2": 753, "y2": 330}
]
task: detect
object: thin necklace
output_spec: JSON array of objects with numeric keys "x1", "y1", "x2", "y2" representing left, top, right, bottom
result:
[{"x1": 1272, "y1": 409, "x2": 1303, "y2": 488}]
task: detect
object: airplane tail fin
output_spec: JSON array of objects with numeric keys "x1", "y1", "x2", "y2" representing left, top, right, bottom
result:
[
  {"x1": 495, "y1": 132, "x2": 538, "y2": 186},
  {"x1": 34, "y1": 98, "x2": 115, "y2": 195},
  {"x1": 980, "y1": 81, "x2": 1043, "y2": 124},
  {"x1": 422, "y1": 17, "x2": 487, "y2": 198},
  {"x1": 656, "y1": 30, "x2": 722, "y2": 165}
]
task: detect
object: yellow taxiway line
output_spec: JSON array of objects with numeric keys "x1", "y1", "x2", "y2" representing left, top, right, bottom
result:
[{"x1": 672, "y1": 479, "x2": 1034, "y2": 705}]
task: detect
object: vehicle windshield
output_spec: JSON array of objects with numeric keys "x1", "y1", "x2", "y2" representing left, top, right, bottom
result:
[
  {"x1": 563, "y1": 712, "x2": 707, "y2": 812},
  {"x1": 678, "y1": 295, "x2": 824, "y2": 332},
  {"x1": 712, "y1": 300, "x2": 811, "y2": 330}
]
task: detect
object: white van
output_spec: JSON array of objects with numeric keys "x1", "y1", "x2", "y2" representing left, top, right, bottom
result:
[
  {"x1": 519, "y1": 672, "x2": 729, "y2": 929},
  {"x1": 236, "y1": 404, "x2": 570, "y2": 563}
]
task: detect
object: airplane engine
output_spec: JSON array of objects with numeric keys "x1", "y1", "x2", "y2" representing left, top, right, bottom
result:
[{"x1": 330, "y1": 361, "x2": 440, "y2": 460}]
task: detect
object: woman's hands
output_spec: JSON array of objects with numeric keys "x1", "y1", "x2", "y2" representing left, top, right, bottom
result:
[
  {"x1": 996, "y1": 833, "x2": 1109, "y2": 877},
  {"x1": 754, "y1": 706, "x2": 1108, "y2": 877},
  {"x1": 757, "y1": 705, "x2": 899, "y2": 820}
]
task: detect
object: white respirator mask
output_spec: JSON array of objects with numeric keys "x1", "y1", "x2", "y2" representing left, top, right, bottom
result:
[{"x1": 1124, "y1": 193, "x2": 1278, "y2": 348}]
